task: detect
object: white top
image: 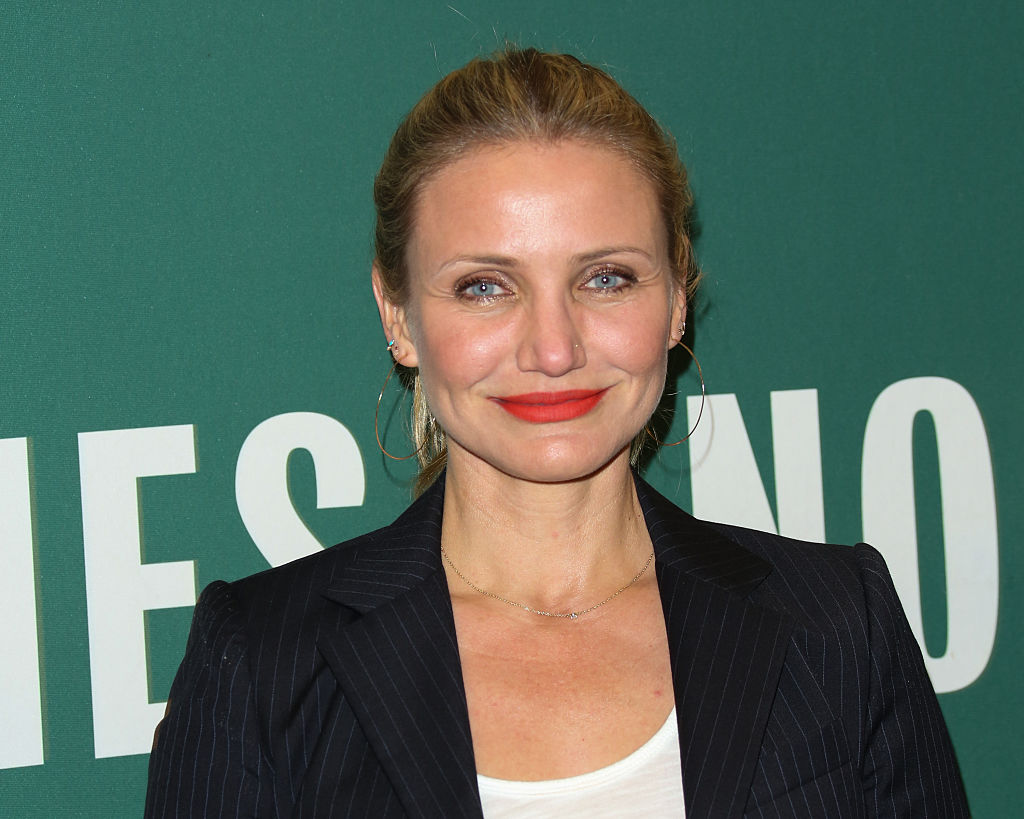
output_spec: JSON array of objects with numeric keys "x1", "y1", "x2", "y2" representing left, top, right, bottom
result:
[{"x1": 477, "y1": 708, "x2": 686, "y2": 818}]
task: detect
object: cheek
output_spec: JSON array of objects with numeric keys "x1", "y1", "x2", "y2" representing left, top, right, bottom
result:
[
  {"x1": 412, "y1": 314, "x2": 507, "y2": 397},
  {"x1": 594, "y1": 308, "x2": 671, "y2": 374}
]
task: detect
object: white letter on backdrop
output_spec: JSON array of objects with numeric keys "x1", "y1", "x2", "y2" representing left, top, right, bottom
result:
[
  {"x1": 862, "y1": 376, "x2": 998, "y2": 693},
  {"x1": 771, "y1": 390, "x2": 826, "y2": 542},
  {"x1": 0, "y1": 437, "x2": 44, "y2": 769},
  {"x1": 79, "y1": 425, "x2": 197, "y2": 758},
  {"x1": 688, "y1": 390, "x2": 825, "y2": 541},
  {"x1": 235, "y1": 412, "x2": 365, "y2": 567}
]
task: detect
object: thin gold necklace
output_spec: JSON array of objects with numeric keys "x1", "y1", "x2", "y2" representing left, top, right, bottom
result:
[{"x1": 440, "y1": 546, "x2": 655, "y2": 620}]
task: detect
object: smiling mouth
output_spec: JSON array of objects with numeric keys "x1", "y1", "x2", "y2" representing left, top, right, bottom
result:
[{"x1": 491, "y1": 389, "x2": 608, "y2": 423}]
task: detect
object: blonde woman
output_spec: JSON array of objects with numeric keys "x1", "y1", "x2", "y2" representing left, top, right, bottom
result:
[{"x1": 146, "y1": 48, "x2": 967, "y2": 818}]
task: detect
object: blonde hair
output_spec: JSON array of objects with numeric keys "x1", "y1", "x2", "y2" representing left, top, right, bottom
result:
[{"x1": 373, "y1": 47, "x2": 700, "y2": 494}]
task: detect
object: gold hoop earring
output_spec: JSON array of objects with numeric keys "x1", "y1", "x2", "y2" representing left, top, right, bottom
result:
[
  {"x1": 375, "y1": 362, "x2": 425, "y2": 461},
  {"x1": 660, "y1": 341, "x2": 706, "y2": 447}
]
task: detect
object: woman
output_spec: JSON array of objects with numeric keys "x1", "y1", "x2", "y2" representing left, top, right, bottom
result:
[{"x1": 146, "y1": 48, "x2": 968, "y2": 817}]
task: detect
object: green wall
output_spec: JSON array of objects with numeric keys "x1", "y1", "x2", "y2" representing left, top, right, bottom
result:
[{"x1": 2, "y1": 2, "x2": 1019, "y2": 814}]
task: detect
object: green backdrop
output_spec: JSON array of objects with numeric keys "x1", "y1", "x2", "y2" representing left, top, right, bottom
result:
[{"x1": 2, "y1": 1, "x2": 1019, "y2": 815}]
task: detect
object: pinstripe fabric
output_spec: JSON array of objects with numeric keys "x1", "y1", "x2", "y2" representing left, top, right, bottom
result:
[{"x1": 145, "y1": 475, "x2": 968, "y2": 817}]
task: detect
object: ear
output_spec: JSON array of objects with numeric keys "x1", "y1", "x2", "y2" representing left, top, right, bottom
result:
[
  {"x1": 668, "y1": 282, "x2": 688, "y2": 349},
  {"x1": 371, "y1": 263, "x2": 419, "y2": 368}
]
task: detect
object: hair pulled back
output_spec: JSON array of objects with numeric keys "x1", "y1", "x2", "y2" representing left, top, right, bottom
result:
[{"x1": 373, "y1": 47, "x2": 700, "y2": 493}]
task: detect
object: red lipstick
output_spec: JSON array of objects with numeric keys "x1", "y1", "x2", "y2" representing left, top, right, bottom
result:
[{"x1": 492, "y1": 389, "x2": 608, "y2": 423}]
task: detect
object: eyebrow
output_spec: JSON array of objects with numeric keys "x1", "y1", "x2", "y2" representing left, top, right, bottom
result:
[
  {"x1": 573, "y1": 246, "x2": 654, "y2": 264},
  {"x1": 439, "y1": 254, "x2": 518, "y2": 270},
  {"x1": 437, "y1": 246, "x2": 654, "y2": 271}
]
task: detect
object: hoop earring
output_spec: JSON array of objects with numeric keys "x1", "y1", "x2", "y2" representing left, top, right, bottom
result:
[
  {"x1": 660, "y1": 342, "x2": 706, "y2": 447},
  {"x1": 375, "y1": 362, "x2": 425, "y2": 461}
]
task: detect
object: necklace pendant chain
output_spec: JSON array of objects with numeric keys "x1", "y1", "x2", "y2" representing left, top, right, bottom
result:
[{"x1": 440, "y1": 547, "x2": 655, "y2": 620}]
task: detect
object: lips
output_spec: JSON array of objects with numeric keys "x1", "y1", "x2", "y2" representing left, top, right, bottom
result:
[{"x1": 491, "y1": 389, "x2": 608, "y2": 423}]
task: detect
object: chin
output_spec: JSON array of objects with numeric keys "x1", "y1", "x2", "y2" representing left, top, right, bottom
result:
[{"x1": 481, "y1": 439, "x2": 633, "y2": 485}]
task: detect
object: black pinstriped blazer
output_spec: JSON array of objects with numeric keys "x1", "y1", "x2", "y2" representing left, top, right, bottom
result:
[{"x1": 145, "y1": 474, "x2": 969, "y2": 818}]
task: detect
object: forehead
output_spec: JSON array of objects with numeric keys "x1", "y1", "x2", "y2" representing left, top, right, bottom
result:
[{"x1": 407, "y1": 140, "x2": 666, "y2": 268}]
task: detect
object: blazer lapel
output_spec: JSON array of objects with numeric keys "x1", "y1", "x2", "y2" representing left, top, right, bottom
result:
[
  {"x1": 309, "y1": 473, "x2": 790, "y2": 818},
  {"x1": 316, "y1": 478, "x2": 484, "y2": 819},
  {"x1": 636, "y1": 478, "x2": 793, "y2": 819}
]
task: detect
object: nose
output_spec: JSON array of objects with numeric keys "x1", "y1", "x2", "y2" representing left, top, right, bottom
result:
[{"x1": 515, "y1": 295, "x2": 586, "y2": 377}]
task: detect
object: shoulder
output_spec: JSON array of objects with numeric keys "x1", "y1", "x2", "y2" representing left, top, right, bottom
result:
[
  {"x1": 186, "y1": 527, "x2": 393, "y2": 668},
  {"x1": 635, "y1": 473, "x2": 888, "y2": 629},
  {"x1": 227, "y1": 478, "x2": 446, "y2": 611},
  {"x1": 705, "y1": 520, "x2": 899, "y2": 634},
  {"x1": 167, "y1": 535, "x2": 371, "y2": 700},
  {"x1": 226, "y1": 527, "x2": 378, "y2": 610},
  {"x1": 194, "y1": 481, "x2": 445, "y2": 656},
  {"x1": 707, "y1": 521, "x2": 884, "y2": 583},
  {"x1": 637, "y1": 477, "x2": 968, "y2": 811},
  {"x1": 704, "y1": 522, "x2": 933, "y2": 732}
]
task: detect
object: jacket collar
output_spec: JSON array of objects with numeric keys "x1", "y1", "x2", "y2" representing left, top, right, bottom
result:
[
  {"x1": 322, "y1": 471, "x2": 774, "y2": 611},
  {"x1": 319, "y1": 472, "x2": 792, "y2": 819},
  {"x1": 634, "y1": 475, "x2": 774, "y2": 592},
  {"x1": 321, "y1": 476, "x2": 448, "y2": 613},
  {"x1": 636, "y1": 476, "x2": 793, "y2": 818},
  {"x1": 317, "y1": 473, "x2": 484, "y2": 818}
]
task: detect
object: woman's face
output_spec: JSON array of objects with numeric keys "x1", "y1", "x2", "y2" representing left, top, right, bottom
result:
[{"x1": 374, "y1": 140, "x2": 685, "y2": 484}]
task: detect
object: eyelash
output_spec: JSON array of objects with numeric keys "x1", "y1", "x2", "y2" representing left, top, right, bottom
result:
[
  {"x1": 584, "y1": 266, "x2": 637, "y2": 292},
  {"x1": 455, "y1": 276, "x2": 509, "y2": 302},
  {"x1": 453, "y1": 266, "x2": 637, "y2": 302}
]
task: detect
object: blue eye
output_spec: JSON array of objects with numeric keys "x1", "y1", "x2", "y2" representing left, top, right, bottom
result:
[
  {"x1": 585, "y1": 270, "x2": 631, "y2": 290},
  {"x1": 457, "y1": 278, "x2": 509, "y2": 299}
]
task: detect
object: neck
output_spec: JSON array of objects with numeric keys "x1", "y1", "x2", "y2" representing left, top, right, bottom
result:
[{"x1": 440, "y1": 452, "x2": 653, "y2": 613}]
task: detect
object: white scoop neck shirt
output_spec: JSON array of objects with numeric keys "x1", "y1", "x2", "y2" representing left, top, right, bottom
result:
[{"x1": 477, "y1": 707, "x2": 686, "y2": 818}]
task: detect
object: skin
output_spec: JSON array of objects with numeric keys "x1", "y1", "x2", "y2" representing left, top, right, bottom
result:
[{"x1": 373, "y1": 140, "x2": 686, "y2": 780}]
